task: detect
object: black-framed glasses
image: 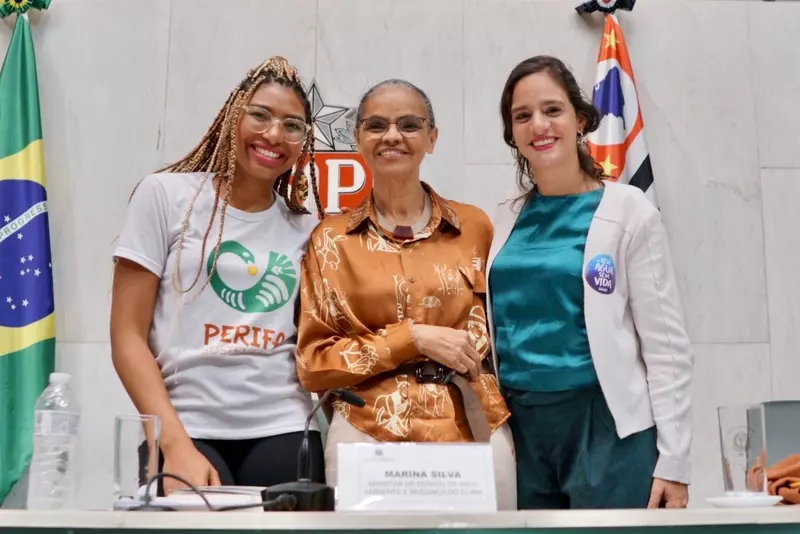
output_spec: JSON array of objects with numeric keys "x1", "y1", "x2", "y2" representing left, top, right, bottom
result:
[
  {"x1": 358, "y1": 116, "x2": 428, "y2": 137},
  {"x1": 242, "y1": 106, "x2": 310, "y2": 144}
]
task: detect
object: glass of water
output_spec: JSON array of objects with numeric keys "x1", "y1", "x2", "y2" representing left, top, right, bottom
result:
[
  {"x1": 113, "y1": 414, "x2": 160, "y2": 507},
  {"x1": 717, "y1": 403, "x2": 767, "y2": 496}
]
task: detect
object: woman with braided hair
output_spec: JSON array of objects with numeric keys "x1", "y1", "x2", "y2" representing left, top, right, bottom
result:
[{"x1": 111, "y1": 56, "x2": 325, "y2": 494}]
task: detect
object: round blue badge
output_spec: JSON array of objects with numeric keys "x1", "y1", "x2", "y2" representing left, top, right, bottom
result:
[{"x1": 585, "y1": 254, "x2": 616, "y2": 295}]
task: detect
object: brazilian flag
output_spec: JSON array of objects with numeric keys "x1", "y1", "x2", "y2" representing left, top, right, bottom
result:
[{"x1": 0, "y1": 0, "x2": 56, "y2": 506}]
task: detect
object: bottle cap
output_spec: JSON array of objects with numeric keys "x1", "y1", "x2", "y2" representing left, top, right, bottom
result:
[{"x1": 49, "y1": 372, "x2": 71, "y2": 385}]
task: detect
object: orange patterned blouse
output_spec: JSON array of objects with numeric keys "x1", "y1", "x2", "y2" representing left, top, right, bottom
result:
[{"x1": 296, "y1": 184, "x2": 510, "y2": 442}]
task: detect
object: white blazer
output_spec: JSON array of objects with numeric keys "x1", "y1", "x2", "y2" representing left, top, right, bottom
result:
[{"x1": 486, "y1": 181, "x2": 693, "y2": 485}]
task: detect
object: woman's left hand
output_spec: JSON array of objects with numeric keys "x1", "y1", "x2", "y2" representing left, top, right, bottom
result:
[{"x1": 647, "y1": 478, "x2": 688, "y2": 508}]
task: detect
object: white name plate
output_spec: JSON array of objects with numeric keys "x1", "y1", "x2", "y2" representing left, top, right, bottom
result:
[{"x1": 335, "y1": 442, "x2": 496, "y2": 512}]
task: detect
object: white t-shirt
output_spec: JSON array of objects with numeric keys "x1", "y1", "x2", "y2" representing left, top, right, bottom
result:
[{"x1": 114, "y1": 172, "x2": 319, "y2": 440}]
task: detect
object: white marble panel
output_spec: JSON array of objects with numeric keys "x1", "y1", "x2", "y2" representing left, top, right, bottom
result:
[
  {"x1": 748, "y1": 3, "x2": 800, "y2": 168},
  {"x1": 688, "y1": 343, "x2": 771, "y2": 507},
  {"x1": 0, "y1": 17, "x2": 11, "y2": 52},
  {"x1": 464, "y1": 0, "x2": 601, "y2": 166},
  {"x1": 761, "y1": 169, "x2": 800, "y2": 401},
  {"x1": 611, "y1": 2, "x2": 766, "y2": 343},
  {"x1": 161, "y1": 0, "x2": 317, "y2": 164},
  {"x1": 465, "y1": 1, "x2": 769, "y2": 343},
  {"x1": 315, "y1": 0, "x2": 464, "y2": 194},
  {"x1": 460, "y1": 164, "x2": 518, "y2": 219},
  {"x1": 30, "y1": 0, "x2": 170, "y2": 342},
  {"x1": 55, "y1": 342, "x2": 136, "y2": 510}
]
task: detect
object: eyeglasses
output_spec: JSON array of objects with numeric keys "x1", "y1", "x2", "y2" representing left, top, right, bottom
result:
[
  {"x1": 242, "y1": 106, "x2": 310, "y2": 144},
  {"x1": 358, "y1": 116, "x2": 428, "y2": 137}
]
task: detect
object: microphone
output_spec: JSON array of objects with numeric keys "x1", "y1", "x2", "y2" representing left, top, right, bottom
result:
[
  {"x1": 331, "y1": 389, "x2": 367, "y2": 409},
  {"x1": 262, "y1": 388, "x2": 365, "y2": 511},
  {"x1": 297, "y1": 388, "x2": 366, "y2": 484}
]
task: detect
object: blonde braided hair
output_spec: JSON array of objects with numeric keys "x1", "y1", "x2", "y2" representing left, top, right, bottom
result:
[{"x1": 156, "y1": 56, "x2": 322, "y2": 296}]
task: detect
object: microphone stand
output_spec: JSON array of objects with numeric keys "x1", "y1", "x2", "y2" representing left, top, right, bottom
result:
[{"x1": 263, "y1": 388, "x2": 365, "y2": 511}]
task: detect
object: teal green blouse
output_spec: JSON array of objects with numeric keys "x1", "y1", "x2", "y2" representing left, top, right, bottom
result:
[{"x1": 489, "y1": 187, "x2": 604, "y2": 392}]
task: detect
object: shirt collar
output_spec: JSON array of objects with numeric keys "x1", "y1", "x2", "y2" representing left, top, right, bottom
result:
[{"x1": 345, "y1": 182, "x2": 461, "y2": 235}]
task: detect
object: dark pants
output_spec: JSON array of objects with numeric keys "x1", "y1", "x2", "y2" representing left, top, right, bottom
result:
[
  {"x1": 506, "y1": 385, "x2": 658, "y2": 509},
  {"x1": 142, "y1": 430, "x2": 325, "y2": 494}
]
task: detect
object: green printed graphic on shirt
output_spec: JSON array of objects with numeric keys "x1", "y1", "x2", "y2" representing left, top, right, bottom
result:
[{"x1": 207, "y1": 241, "x2": 297, "y2": 313}]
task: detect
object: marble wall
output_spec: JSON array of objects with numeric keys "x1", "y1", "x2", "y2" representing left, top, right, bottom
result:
[{"x1": 3, "y1": 0, "x2": 799, "y2": 510}]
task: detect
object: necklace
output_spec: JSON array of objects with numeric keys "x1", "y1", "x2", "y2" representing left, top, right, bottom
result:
[{"x1": 375, "y1": 193, "x2": 432, "y2": 240}]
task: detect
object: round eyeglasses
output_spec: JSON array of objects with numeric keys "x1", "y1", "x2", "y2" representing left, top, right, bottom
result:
[
  {"x1": 242, "y1": 106, "x2": 310, "y2": 144},
  {"x1": 358, "y1": 116, "x2": 428, "y2": 137}
]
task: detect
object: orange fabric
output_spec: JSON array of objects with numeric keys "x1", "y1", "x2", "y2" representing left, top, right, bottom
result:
[
  {"x1": 767, "y1": 453, "x2": 800, "y2": 505},
  {"x1": 296, "y1": 184, "x2": 510, "y2": 442}
]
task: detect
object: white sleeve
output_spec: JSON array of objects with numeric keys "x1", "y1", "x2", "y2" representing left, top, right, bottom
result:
[
  {"x1": 113, "y1": 175, "x2": 171, "y2": 277},
  {"x1": 627, "y1": 206, "x2": 693, "y2": 485}
]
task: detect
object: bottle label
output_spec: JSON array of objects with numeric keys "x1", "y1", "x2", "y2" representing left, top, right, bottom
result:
[{"x1": 34, "y1": 411, "x2": 79, "y2": 435}]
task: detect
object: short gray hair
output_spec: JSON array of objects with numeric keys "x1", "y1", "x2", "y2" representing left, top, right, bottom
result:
[{"x1": 355, "y1": 79, "x2": 436, "y2": 128}]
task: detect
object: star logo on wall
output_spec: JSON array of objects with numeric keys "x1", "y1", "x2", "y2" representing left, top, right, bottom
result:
[{"x1": 307, "y1": 82, "x2": 357, "y2": 152}]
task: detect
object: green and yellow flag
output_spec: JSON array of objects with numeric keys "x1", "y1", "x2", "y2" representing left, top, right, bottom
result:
[{"x1": 0, "y1": 0, "x2": 55, "y2": 505}]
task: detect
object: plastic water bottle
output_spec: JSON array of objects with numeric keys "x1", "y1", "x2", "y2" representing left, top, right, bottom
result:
[{"x1": 26, "y1": 372, "x2": 80, "y2": 510}]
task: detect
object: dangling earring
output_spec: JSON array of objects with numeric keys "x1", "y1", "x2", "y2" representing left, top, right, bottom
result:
[
  {"x1": 577, "y1": 132, "x2": 586, "y2": 150},
  {"x1": 292, "y1": 171, "x2": 309, "y2": 205}
]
